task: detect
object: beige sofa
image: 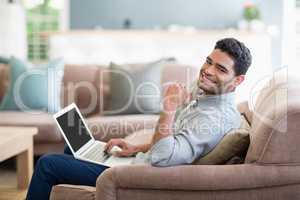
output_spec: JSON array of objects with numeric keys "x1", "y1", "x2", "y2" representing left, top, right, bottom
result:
[
  {"x1": 0, "y1": 63, "x2": 197, "y2": 155},
  {"x1": 49, "y1": 73, "x2": 300, "y2": 200}
]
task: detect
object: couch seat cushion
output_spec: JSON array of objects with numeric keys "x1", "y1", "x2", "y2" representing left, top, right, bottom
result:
[
  {"x1": 0, "y1": 112, "x2": 159, "y2": 144},
  {"x1": 50, "y1": 184, "x2": 95, "y2": 200},
  {"x1": 0, "y1": 111, "x2": 61, "y2": 143},
  {"x1": 87, "y1": 114, "x2": 159, "y2": 142}
]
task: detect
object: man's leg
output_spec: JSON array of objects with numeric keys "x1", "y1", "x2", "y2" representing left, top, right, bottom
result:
[{"x1": 26, "y1": 154, "x2": 109, "y2": 200}]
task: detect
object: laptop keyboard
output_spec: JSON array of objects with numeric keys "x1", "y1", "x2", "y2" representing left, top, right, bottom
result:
[{"x1": 83, "y1": 143, "x2": 109, "y2": 163}]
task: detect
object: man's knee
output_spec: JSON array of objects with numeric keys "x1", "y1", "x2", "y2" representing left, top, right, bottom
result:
[{"x1": 35, "y1": 154, "x2": 60, "y2": 176}]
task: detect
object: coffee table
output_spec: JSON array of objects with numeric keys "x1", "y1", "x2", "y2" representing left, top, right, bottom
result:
[{"x1": 0, "y1": 126, "x2": 37, "y2": 189}]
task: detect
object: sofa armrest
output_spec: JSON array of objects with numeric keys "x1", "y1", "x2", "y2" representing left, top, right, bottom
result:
[
  {"x1": 96, "y1": 164, "x2": 300, "y2": 200},
  {"x1": 50, "y1": 184, "x2": 95, "y2": 200}
]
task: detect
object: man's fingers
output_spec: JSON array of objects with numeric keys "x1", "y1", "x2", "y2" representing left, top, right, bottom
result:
[
  {"x1": 115, "y1": 150, "x2": 131, "y2": 157},
  {"x1": 105, "y1": 139, "x2": 118, "y2": 152},
  {"x1": 104, "y1": 140, "x2": 112, "y2": 152},
  {"x1": 105, "y1": 139, "x2": 127, "y2": 153}
]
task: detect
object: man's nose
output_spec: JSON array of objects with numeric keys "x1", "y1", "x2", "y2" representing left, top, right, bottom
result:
[{"x1": 204, "y1": 65, "x2": 215, "y2": 76}]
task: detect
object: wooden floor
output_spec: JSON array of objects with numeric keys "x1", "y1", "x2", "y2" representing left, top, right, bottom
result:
[
  {"x1": 0, "y1": 188, "x2": 26, "y2": 200},
  {"x1": 0, "y1": 158, "x2": 27, "y2": 200}
]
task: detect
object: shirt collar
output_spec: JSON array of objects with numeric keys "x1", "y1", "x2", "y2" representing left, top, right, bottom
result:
[{"x1": 194, "y1": 89, "x2": 236, "y2": 105}]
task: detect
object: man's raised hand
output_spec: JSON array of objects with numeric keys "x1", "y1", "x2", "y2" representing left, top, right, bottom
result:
[{"x1": 163, "y1": 83, "x2": 190, "y2": 112}]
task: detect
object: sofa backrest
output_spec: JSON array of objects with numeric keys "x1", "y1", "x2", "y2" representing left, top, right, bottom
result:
[
  {"x1": 61, "y1": 64, "x2": 110, "y2": 116},
  {"x1": 245, "y1": 72, "x2": 300, "y2": 165},
  {"x1": 61, "y1": 63, "x2": 198, "y2": 116},
  {"x1": 161, "y1": 63, "x2": 198, "y2": 87}
]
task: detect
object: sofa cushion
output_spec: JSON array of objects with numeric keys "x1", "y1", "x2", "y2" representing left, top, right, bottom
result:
[
  {"x1": 108, "y1": 60, "x2": 198, "y2": 115},
  {"x1": 193, "y1": 114, "x2": 250, "y2": 165},
  {"x1": 50, "y1": 184, "x2": 95, "y2": 200},
  {"x1": 161, "y1": 63, "x2": 198, "y2": 88},
  {"x1": 61, "y1": 65, "x2": 110, "y2": 116},
  {"x1": 0, "y1": 57, "x2": 64, "y2": 112},
  {"x1": 87, "y1": 114, "x2": 159, "y2": 142},
  {"x1": 0, "y1": 111, "x2": 61, "y2": 143},
  {"x1": 109, "y1": 60, "x2": 164, "y2": 114},
  {"x1": 0, "y1": 64, "x2": 10, "y2": 103},
  {"x1": 0, "y1": 56, "x2": 9, "y2": 64}
]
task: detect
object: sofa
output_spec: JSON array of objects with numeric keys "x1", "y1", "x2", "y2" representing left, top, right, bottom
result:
[
  {"x1": 0, "y1": 62, "x2": 198, "y2": 155},
  {"x1": 49, "y1": 72, "x2": 300, "y2": 200}
]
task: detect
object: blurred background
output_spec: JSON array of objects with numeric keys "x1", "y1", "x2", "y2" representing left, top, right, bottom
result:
[{"x1": 0, "y1": 0, "x2": 297, "y2": 103}]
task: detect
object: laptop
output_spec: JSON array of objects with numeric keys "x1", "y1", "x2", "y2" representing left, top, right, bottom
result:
[{"x1": 53, "y1": 103, "x2": 134, "y2": 167}]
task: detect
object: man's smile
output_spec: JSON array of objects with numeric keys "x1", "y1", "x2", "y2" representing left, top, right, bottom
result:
[{"x1": 200, "y1": 72, "x2": 217, "y2": 85}]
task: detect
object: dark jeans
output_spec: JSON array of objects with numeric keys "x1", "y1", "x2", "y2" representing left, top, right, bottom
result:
[{"x1": 26, "y1": 146, "x2": 109, "y2": 200}]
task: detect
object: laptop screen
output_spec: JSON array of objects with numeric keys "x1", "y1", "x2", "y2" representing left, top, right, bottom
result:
[{"x1": 56, "y1": 108, "x2": 92, "y2": 152}]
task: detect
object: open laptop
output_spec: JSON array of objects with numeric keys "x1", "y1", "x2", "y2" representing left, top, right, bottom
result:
[{"x1": 53, "y1": 103, "x2": 134, "y2": 167}]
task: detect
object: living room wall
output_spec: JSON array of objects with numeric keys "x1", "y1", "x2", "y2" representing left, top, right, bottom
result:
[{"x1": 70, "y1": 0, "x2": 261, "y2": 29}]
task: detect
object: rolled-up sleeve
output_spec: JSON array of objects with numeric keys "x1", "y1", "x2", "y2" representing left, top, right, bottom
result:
[{"x1": 150, "y1": 131, "x2": 196, "y2": 167}]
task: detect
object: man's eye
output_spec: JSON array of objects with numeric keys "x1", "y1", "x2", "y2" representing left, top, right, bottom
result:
[
  {"x1": 218, "y1": 67, "x2": 226, "y2": 73},
  {"x1": 206, "y1": 60, "x2": 212, "y2": 65}
]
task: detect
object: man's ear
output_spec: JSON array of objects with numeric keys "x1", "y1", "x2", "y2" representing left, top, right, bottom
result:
[{"x1": 234, "y1": 75, "x2": 245, "y2": 87}]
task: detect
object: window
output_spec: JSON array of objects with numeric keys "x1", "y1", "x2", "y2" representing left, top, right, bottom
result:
[{"x1": 23, "y1": 0, "x2": 66, "y2": 63}]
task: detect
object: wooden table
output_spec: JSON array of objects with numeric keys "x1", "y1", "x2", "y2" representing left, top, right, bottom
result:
[{"x1": 0, "y1": 127, "x2": 37, "y2": 189}]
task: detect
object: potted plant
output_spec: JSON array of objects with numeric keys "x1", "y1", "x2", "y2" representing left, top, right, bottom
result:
[
  {"x1": 243, "y1": 2, "x2": 260, "y2": 21},
  {"x1": 238, "y1": 2, "x2": 265, "y2": 32}
]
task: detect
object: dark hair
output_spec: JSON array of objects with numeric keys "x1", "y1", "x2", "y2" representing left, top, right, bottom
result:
[{"x1": 214, "y1": 38, "x2": 252, "y2": 76}]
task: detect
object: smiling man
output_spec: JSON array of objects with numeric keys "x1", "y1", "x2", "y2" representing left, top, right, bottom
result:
[
  {"x1": 26, "y1": 38, "x2": 252, "y2": 200},
  {"x1": 142, "y1": 37, "x2": 252, "y2": 166}
]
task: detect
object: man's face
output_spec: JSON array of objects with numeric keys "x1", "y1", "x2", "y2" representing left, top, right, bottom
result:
[{"x1": 197, "y1": 49, "x2": 245, "y2": 94}]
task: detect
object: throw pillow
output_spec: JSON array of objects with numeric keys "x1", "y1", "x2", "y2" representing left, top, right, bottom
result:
[
  {"x1": 0, "y1": 64, "x2": 10, "y2": 103},
  {"x1": 0, "y1": 57, "x2": 64, "y2": 113},
  {"x1": 108, "y1": 59, "x2": 166, "y2": 114},
  {"x1": 0, "y1": 56, "x2": 9, "y2": 64},
  {"x1": 193, "y1": 114, "x2": 251, "y2": 165}
]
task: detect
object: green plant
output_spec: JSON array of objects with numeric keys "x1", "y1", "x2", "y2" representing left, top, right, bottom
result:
[{"x1": 243, "y1": 3, "x2": 260, "y2": 21}]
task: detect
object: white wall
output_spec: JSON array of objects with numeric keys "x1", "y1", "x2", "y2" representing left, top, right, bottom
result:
[{"x1": 0, "y1": 3, "x2": 27, "y2": 59}]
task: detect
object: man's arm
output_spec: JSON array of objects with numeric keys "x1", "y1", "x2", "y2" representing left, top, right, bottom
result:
[
  {"x1": 151, "y1": 83, "x2": 189, "y2": 146},
  {"x1": 151, "y1": 111, "x2": 175, "y2": 146},
  {"x1": 150, "y1": 113, "x2": 224, "y2": 167}
]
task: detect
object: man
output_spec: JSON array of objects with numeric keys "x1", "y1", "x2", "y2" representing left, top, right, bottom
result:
[{"x1": 26, "y1": 38, "x2": 252, "y2": 199}]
